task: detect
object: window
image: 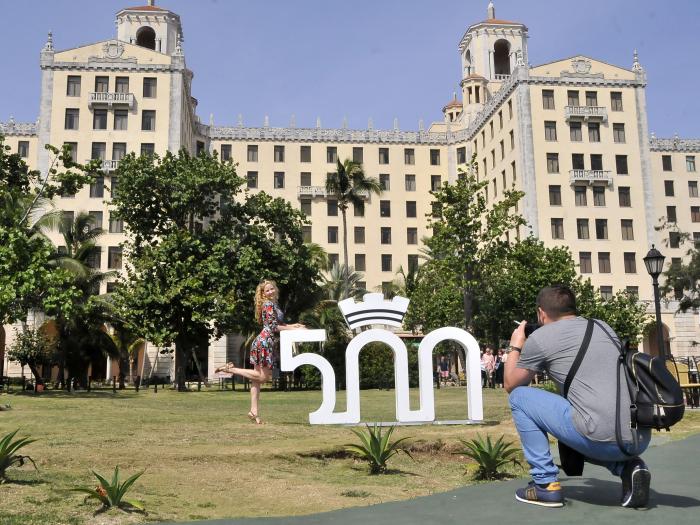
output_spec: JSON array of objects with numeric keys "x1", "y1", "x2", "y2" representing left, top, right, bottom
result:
[
  {"x1": 141, "y1": 143, "x2": 155, "y2": 156},
  {"x1": 353, "y1": 147, "x2": 363, "y2": 163},
  {"x1": 141, "y1": 110, "x2": 155, "y2": 131},
  {"x1": 542, "y1": 89, "x2": 555, "y2": 109},
  {"x1": 67, "y1": 75, "x2": 81, "y2": 96},
  {"x1": 431, "y1": 175, "x2": 441, "y2": 191},
  {"x1": 355, "y1": 254, "x2": 366, "y2": 271},
  {"x1": 380, "y1": 200, "x2": 391, "y2": 217},
  {"x1": 381, "y1": 227, "x2": 392, "y2": 244},
  {"x1": 327, "y1": 199, "x2": 338, "y2": 216},
  {"x1": 585, "y1": 91, "x2": 598, "y2": 106},
  {"x1": 404, "y1": 148, "x2": 415, "y2": 165},
  {"x1": 143, "y1": 77, "x2": 157, "y2": 97},
  {"x1": 274, "y1": 172, "x2": 285, "y2": 189},
  {"x1": 667, "y1": 206, "x2": 677, "y2": 222},
  {"x1": 406, "y1": 201, "x2": 417, "y2": 218},
  {"x1": 86, "y1": 247, "x2": 102, "y2": 270},
  {"x1": 114, "y1": 110, "x2": 128, "y2": 130},
  {"x1": 579, "y1": 252, "x2": 592, "y2": 273},
  {"x1": 669, "y1": 231, "x2": 681, "y2": 248},
  {"x1": 405, "y1": 174, "x2": 416, "y2": 191},
  {"x1": 623, "y1": 253, "x2": 637, "y2": 273},
  {"x1": 300, "y1": 172, "x2": 311, "y2": 186},
  {"x1": 408, "y1": 254, "x2": 419, "y2": 272},
  {"x1": 89, "y1": 211, "x2": 103, "y2": 230},
  {"x1": 64, "y1": 142, "x2": 77, "y2": 162},
  {"x1": 549, "y1": 185, "x2": 561, "y2": 205},
  {"x1": 431, "y1": 202, "x2": 442, "y2": 218},
  {"x1": 569, "y1": 122, "x2": 582, "y2": 142},
  {"x1": 551, "y1": 218, "x2": 564, "y2": 239},
  {"x1": 595, "y1": 219, "x2": 608, "y2": 239},
  {"x1": 220, "y1": 144, "x2": 232, "y2": 161},
  {"x1": 615, "y1": 155, "x2": 628, "y2": 175},
  {"x1": 354, "y1": 226, "x2": 365, "y2": 243},
  {"x1": 354, "y1": 201, "x2": 364, "y2": 217},
  {"x1": 618, "y1": 187, "x2": 631, "y2": 207},
  {"x1": 379, "y1": 174, "x2": 390, "y2": 191},
  {"x1": 112, "y1": 143, "x2": 126, "y2": 161},
  {"x1": 567, "y1": 90, "x2": 580, "y2": 107},
  {"x1": 611, "y1": 92, "x2": 623, "y2": 111},
  {"x1": 499, "y1": 111, "x2": 503, "y2": 129},
  {"x1": 381, "y1": 254, "x2": 392, "y2": 272},
  {"x1": 577, "y1": 219, "x2": 590, "y2": 239},
  {"x1": 662, "y1": 155, "x2": 672, "y2": 171},
  {"x1": 94, "y1": 76, "x2": 109, "y2": 92},
  {"x1": 574, "y1": 186, "x2": 587, "y2": 206},
  {"x1": 600, "y1": 286, "x2": 613, "y2": 300},
  {"x1": 491, "y1": 149, "x2": 496, "y2": 168},
  {"x1": 547, "y1": 153, "x2": 559, "y2": 173},
  {"x1": 90, "y1": 176, "x2": 104, "y2": 198},
  {"x1": 508, "y1": 99, "x2": 513, "y2": 118},
  {"x1": 110, "y1": 176, "x2": 119, "y2": 197},
  {"x1": 108, "y1": 247, "x2": 123, "y2": 270},
  {"x1": 510, "y1": 130, "x2": 515, "y2": 150},
  {"x1": 692, "y1": 207, "x2": 700, "y2": 222},
  {"x1": 626, "y1": 286, "x2": 639, "y2": 297},
  {"x1": 598, "y1": 252, "x2": 611, "y2": 273},
  {"x1": 694, "y1": 232, "x2": 700, "y2": 247},
  {"x1": 613, "y1": 123, "x2": 626, "y2": 143},
  {"x1": 17, "y1": 141, "x2": 29, "y2": 158},
  {"x1": 690, "y1": 181, "x2": 699, "y2": 197},
  {"x1": 490, "y1": 121, "x2": 494, "y2": 138},
  {"x1": 91, "y1": 142, "x2": 106, "y2": 160},
  {"x1": 196, "y1": 141, "x2": 205, "y2": 156},
  {"x1": 572, "y1": 153, "x2": 585, "y2": 170},
  {"x1": 300, "y1": 199, "x2": 311, "y2": 216},
  {"x1": 274, "y1": 145, "x2": 285, "y2": 162},
  {"x1": 593, "y1": 186, "x2": 606, "y2": 206},
  {"x1": 65, "y1": 108, "x2": 79, "y2": 130},
  {"x1": 430, "y1": 149, "x2": 441, "y2": 166},
  {"x1": 379, "y1": 148, "x2": 389, "y2": 164},
  {"x1": 664, "y1": 180, "x2": 675, "y2": 196},
  {"x1": 590, "y1": 154, "x2": 603, "y2": 171},
  {"x1": 300, "y1": 145, "x2": 311, "y2": 163},
  {"x1": 621, "y1": 219, "x2": 634, "y2": 240},
  {"x1": 407, "y1": 227, "x2": 418, "y2": 245},
  {"x1": 328, "y1": 254, "x2": 339, "y2": 268},
  {"x1": 328, "y1": 226, "x2": 338, "y2": 243},
  {"x1": 247, "y1": 145, "x2": 258, "y2": 162},
  {"x1": 93, "y1": 109, "x2": 107, "y2": 130},
  {"x1": 544, "y1": 121, "x2": 557, "y2": 141},
  {"x1": 115, "y1": 77, "x2": 129, "y2": 93},
  {"x1": 687, "y1": 156, "x2": 696, "y2": 172},
  {"x1": 588, "y1": 123, "x2": 600, "y2": 142},
  {"x1": 500, "y1": 140, "x2": 505, "y2": 160},
  {"x1": 457, "y1": 147, "x2": 466, "y2": 164},
  {"x1": 109, "y1": 212, "x2": 123, "y2": 233},
  {"x1": 326, "y1": 146, "x2": 337, "y2": 164}
]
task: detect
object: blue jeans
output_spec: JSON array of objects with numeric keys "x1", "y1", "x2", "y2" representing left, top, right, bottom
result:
[{"x1": 509, "y1": 386, "x2": 651, "y2": 484}]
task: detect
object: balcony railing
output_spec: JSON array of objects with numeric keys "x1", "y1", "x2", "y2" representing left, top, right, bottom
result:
[
  {"x1": 87, "y1": 159, "x2": 121, "y2": 172},
  {"x1": 89, "y1": 92, "x2": 135, "y2": 108},
  {"x1": 569, "y1": 169, "x2": 612, "y2": 186},
  {"x1": 297, "y1": 186, "x2": 369, "y2": 199},
  {"x1": 564, "y1": 105, "x2": 608, "y2": 122},
  {"x1": 493, "y1": 74, "x2": 511, "y2": 81}
]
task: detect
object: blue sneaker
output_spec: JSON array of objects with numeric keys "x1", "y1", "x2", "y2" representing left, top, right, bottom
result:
[
  {"x1": 621, "y1": 458, "x2": 650, "y2": 508},
  {"x1": 515, "y1": 481, "x2": 564, "y2": 507}
]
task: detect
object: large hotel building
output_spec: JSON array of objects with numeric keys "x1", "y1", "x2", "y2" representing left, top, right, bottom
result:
[{"x1": 2, "y1": 1, "x2": 699, "y2": 380}]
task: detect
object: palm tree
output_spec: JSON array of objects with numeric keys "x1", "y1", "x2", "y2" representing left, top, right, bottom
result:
[
  {"x1": 322, "y1": 263, "x2": 367, "y2": 302},
  {"x1": 325, "y1": 159, "x2": 382, "y2": 269}
]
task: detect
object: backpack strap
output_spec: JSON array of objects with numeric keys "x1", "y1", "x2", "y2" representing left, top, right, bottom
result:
[{"x1": 563, "y1": 319, "x2": 594, "y2": 399}]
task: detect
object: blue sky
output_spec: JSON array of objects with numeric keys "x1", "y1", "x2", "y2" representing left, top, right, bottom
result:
[{"x1": 0, "y1": 0, "x2": 698, "y2": 137}]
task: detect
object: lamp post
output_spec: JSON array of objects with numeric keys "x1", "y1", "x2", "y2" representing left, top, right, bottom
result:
[{"x1": 643, "y1": 245, "x2": 666, "y2": 360}]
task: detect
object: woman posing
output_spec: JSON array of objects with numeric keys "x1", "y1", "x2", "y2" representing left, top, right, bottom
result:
[{"x1": 216, "y1": 280, "x2": 304, "y2": 424}]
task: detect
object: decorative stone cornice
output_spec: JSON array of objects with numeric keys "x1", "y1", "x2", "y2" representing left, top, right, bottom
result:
[
  {"x1": 650, "y1": 138, "x2": 700, "y2": 152},
  {"x1": 0, "y1": 121, "x2": 38, "y2": 136},
  {"x1": 527, "y1": 75, "x2": 645, "y2": 88},
  {"x1": 42, "y1": 60, "x2": 183, "y2": 72}
]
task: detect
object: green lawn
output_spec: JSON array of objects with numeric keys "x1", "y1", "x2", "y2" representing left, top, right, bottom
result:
[{"x1": 0, "y1": 387, "x2": 698, "y2": 525}]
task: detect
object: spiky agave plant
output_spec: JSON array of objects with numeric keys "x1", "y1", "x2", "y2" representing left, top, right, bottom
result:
[
  {"x1": 71, "y1": 466, "x2": 145, "y2": 511},
  {"x1": 345, "y1": 424, "x2": 413, "y2": 474},
  {"x1": 455, "y1": 434, "x2": 522, "y2": 480},
  {"x1": 0, "y1": 429, "x2": 38, "y2": 482}
]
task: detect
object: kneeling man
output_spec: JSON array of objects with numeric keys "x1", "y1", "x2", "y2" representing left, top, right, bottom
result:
[{"x1": 505, "y1": 285, "x2": 651, "y2": 508}]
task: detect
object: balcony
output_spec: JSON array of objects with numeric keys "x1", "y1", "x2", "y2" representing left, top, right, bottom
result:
[
  {"x1": 297, "y1": 186, "x2": 369, "y2": 199},
  {"x1": 87, "y1": 159, "x2": 120, "y2": 172},
  {"x1": 569, "y1": 169, "x2": 612, "y2": 186},
  {"x1": 564, "y1": 105, "x2": 607, "y2": 122},
  {"x1": 89, "y1": 92, "x2": 135, "y2": 108},
  {"x1": 493, "y1": 74, "x2": 511, "y2": 81}
]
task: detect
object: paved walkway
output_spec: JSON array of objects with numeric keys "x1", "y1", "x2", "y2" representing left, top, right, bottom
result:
[{"x1": 154, "y1": 433, "x2": 700, "y2": 525}]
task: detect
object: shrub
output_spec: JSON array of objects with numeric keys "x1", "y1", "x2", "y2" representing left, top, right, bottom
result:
[
  {"x1": 345, "y1": 424, "x2": 412, "y2": 474},
  {"x1": 0, "y1": 429, "x2": 38, "y2": 482},
  {"x1": 455, "y1": 434, "x2": 522, "y2": 480},
  {"x1": 70, "y1": 466, "x2": 145, "y2": 511}
]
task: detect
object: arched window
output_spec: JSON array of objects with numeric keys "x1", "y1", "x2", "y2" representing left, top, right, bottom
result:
[
  {"x1": 464, "y1": 49, "x2": 472, "y2": 75},
  {"x1": 136, "y1": 26, "x2": 156, "y2": 50},
  {"x1": 494, "y1": 39, "x2": 511, "y2": 76}
]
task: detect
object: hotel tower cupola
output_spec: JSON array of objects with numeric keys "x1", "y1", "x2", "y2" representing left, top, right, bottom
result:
[{"x1": 116, "y1": 0, "x2": 183, "y2": 55}]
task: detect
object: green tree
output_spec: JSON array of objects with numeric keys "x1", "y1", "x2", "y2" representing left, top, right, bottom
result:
[
  {"x1": 110, "y1": 150, "x2": 320, "y2": 391},
  {"x1": 325, "y1": 159, "x2": 382, "y2": 268},
  {"x1": 7, "y1": 327, "x2": 56, "y2": 385}
]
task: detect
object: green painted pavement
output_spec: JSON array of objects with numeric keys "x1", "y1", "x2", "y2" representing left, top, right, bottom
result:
[{"x1": 153, "y1": 433, "x2": 700, "y2": 525}]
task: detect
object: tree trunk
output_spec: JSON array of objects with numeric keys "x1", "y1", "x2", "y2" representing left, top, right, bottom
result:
[
  {"x1": 189, "y1": 346, "x2": 207, "y2": 385},
  {"x1": 175, "y1": 333, "x2": 188, "y2": 392},
  {"x1": 463, "y1": 267, "x2": 474, "y2": 332},
  {"x1": 118, "y1": 349, "x2": 128, "y2": 389},
  {"x1": 341, "y1": 207, "x2": 349, "y2": 269}
]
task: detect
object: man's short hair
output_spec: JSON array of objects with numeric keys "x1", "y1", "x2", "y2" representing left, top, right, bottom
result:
[{"x1": 536, "y1": 285, "x2": 577, "y2": 319}]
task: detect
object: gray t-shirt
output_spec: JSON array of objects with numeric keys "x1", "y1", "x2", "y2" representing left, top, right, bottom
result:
[{"x1": 517, "y1": 317, "x2": 633, "y2": 443}]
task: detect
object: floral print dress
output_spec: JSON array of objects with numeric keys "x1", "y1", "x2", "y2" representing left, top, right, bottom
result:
[{"x1": 250, "y1": 301, "x2": 284, "y2": 369}]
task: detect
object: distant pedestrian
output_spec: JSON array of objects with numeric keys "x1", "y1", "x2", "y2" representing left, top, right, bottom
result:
[{"x1": 439, "y1": 356, "x2": 450, "y2": 385}]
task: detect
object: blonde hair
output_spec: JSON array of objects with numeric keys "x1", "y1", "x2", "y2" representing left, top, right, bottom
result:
[{"x1": 254, "y1": 280, "x2": 279, "y2": 324}]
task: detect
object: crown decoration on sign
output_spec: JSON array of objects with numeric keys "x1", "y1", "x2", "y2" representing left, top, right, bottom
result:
[{"x1": 338, "y1": 293, "x2": 410, "y2": 330}]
